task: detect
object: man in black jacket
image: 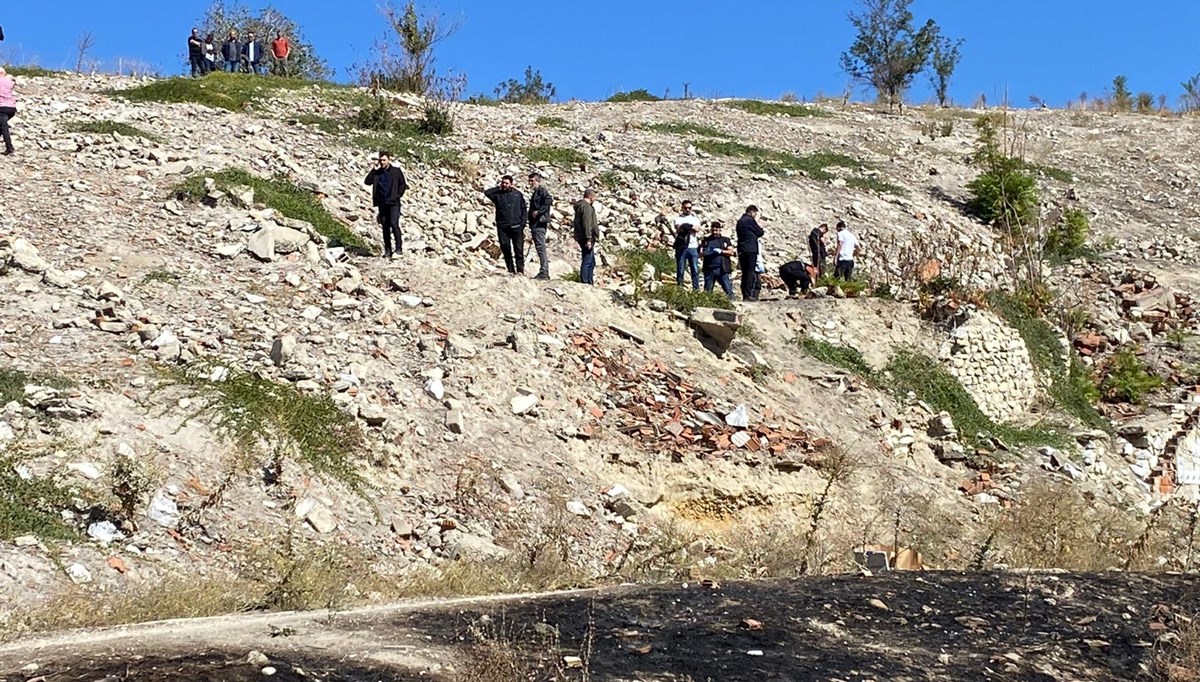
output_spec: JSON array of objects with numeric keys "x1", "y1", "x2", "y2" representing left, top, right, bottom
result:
[
  {"x1": 364, "y1": 151, "x2": 408, "y2": 258},
  {"x1": 808, "y1": 223, "x2": 829, "y2": 276},
  {"x1": 735, "y1": 205, "x2": 764, "y2": 301},
  {"x1": 187, "y1": 29, "x2": 204, "y2": 77},
  {"x1": 527, "y1": 172, "x2": 553, "y2": 280},
  {"x1": 221, "y1": 30, "x2": 242, "y2": 73},
  {"x1": 484, "y1": 175, "x2": 528, "y2": 274},
  {"x1": 700, "y1": 221, "x2": 735, "y2": 298}
]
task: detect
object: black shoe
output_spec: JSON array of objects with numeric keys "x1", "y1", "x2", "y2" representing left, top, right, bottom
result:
[
  {"x1": 383, "y1": 251, "x2": 393, "y2": 259},
  {"x1": 2, "y1": 149, "x2": 12, "y2": 156},
  {"x1": 534, "y1": 273, "x2": 550, "y2": 280}
]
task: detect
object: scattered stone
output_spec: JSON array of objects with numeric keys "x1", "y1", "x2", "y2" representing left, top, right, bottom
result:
[
  {"x1": 511, "y1": 393, "x2": 539, "y2": 415},
  {"x1": 359, "y1": 403, "x2": 388, "y2": 427},
  {"x1": 270, "y1": 335, "x2": 296, "y2": 367}
]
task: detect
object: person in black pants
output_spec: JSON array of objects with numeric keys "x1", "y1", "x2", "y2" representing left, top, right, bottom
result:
[
  {"x1": 484, "y1": 175, "x2": 528, "y2": 274},
  {"x1": 364, "y1": 151, "x2": 408, "y2": 258},
  {"x1": 0, "y1": 67, "x2": 16, "y2": 156},
  {"x1": 187, "y1": 29, "x2": 204, "y2": 77},
  {"x1": 735, "y1": 205, "x2": 764, "y2": 301},
  {"x1": 778, "y1": 261, "x2": 814, "y2": 297},
  {"x1": 808, "y1": 223, "x2": 829, "y2": 276}
]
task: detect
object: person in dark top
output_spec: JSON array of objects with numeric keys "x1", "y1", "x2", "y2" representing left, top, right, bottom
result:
[
  {"x1": 573, "y1": 189, "x2": 599, "y2": 285},
  {"x1": 484, "y1": 175, "x2": 528, "y2": 274},
  {"x1": 527, "y1": 172, "x2": 553, "y2": 280},
  {"x1": 242, "y1": 31, "x2": 264, "y2": 75},
  {"x1": 779, "y1": 261, "x2": 816, "y2": 297},
  {"x1": 364, "y1": 150, "x2": 408, "y2": 258},
  {"x1": 808, "y1": 223, "x2": 829, "y2": 276},
  {"x1": 700, "y1": 221, "x2": 735, "y2": 298},
  {"x1": 735, "y1": 205, "x2": 764, "y2": 302},
  {"x1": 187, "y1": 29, "x2": 204, "y2": 77},
  {"x1": 222, "y1": 30, "x2": 242, "y2": 72}
]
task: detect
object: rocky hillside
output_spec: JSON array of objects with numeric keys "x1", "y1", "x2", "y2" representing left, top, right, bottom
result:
[{"x1": 2, "y1": 72, "x2": 1200, "y2": 640}]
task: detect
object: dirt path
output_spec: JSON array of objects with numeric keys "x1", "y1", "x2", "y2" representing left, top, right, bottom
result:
[{"x1": 3, "y1": 572, "x2": 1197, "y2": 681}]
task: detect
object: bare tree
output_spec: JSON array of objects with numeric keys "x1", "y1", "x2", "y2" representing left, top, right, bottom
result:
[
  {"x1": 74, "y1": 31, "x2": 96, "y2": 73},
  {"x1": 362, "y1": 1, "x2": 462, "y2": 94}
]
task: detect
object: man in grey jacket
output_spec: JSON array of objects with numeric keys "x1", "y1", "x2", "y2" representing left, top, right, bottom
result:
[
  {"x1": 572, "y1": 189, "x2": 599, "y2": 285},
  {"x1": 527, "y1": 172, "x2": 553, "y2": 280},
  {"x1": 483, "y1": 175, "x2": 528, "y2": 274}
]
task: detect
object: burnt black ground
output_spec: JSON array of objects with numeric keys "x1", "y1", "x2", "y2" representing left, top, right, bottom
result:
[{"x1": 3, "y1": 572, "x2": 1197, "y2": 682}]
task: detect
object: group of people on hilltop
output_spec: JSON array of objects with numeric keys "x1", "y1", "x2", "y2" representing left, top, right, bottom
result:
[
  {"x1": 363, "y1": 152, "x2": 859, "y2": 301},
  {"x1": 187, "y1": 27, "x2": 292, "y2": 77},
  {"x1": 673, "y1": 202, "x2": 859, "y2": 301}
]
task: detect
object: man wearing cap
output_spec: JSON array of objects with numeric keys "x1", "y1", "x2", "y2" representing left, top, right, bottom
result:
[{"x1": 527, "y1": 172, "x2": 553, "y2": 280}]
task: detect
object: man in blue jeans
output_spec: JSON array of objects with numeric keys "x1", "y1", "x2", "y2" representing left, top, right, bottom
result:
[
  {"x1": 700, "y1": 221, "x2": 735, "y2": 298},
  {"x1": 672, "y1": 200, "x2": 701, "y2": 288},
  {"x1": 573, "y1": 189, "x2": 599, "y2": 284}
]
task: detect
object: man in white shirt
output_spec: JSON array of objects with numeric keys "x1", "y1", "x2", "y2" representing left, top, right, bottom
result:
[
  {"x1": 834, "y1": 220, "x2": 859, "y2": 281},
  {"x1": 672, "y1": 200, "x2": 702, "y2": 289}
]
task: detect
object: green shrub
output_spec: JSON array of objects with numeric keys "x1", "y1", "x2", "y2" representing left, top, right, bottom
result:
[
  {"x1": 521, "y1": 145, "x2": 588, "y2": 167},
  {"x1": 65, "y1": 120, "x2": 162, "y2": 142},
  {"x1": 535, "y1": 116, "x2": 569, "y2": 129},
  {"x1": 4, "y1": 65, "x2": 63, "y2": 78},
  {"x1": 607, "y1": 89, "x2": 662, "y2": 103},
  {"x1": 966, "y1": 156, "x2": 1039, "y2": 228},
  {"x1": 643, "y1": 121, "x2": 731, "y2": 139},
  {"x1": 113, "y1": 72, "x2": 324, "y2": 111},
  {"x1": 418, "y1": 102, "x2": 454, "y2": 135},
  {"x1": 727, "y1": 100, "x2": 829, "y2": 118},
  {"x1": 1111, "y1": 75, "x2": 1133, "y2": 113},
  {"x1": 647, "y1": 284, "x2": 735, "y2": 314},
  {"x1": 349, "y1": 96, "x2": 394, "y2": 131},
  {"x1": 0, "y1": 368, "x2": 74, "y2": 407},
  {"x1": 619, "y1": 248, "x2": 676, "y2": 281},
  {"x1": 164, "y1": 364, "x2": 369, "y2": 495},
  {"x1": 1100, "y1": 350, "x2": 1163, "y2": 404},
  {"x1": 175, "y1": 169, "x2": 372, "y2": 252},
  {"x1": 0, "y1": 456, "x2": 78, "y2": 541},
  {"x1": 560, "y1": 269, "x2": 582, "y2": 283},
  {"x1": 1045, "y1": 208, "x2": 1090, "y2": 261},
  {"x1": 814, "y1": 275, "x2": 868, "y2": 296},
  {"x1": 493, "y1": 66, "x2": 556, "y2": 104}
]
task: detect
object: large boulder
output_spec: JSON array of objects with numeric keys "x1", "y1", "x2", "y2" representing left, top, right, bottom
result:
[{"x1": 689, "y1": 308, "x2": 742, "y2": 351}]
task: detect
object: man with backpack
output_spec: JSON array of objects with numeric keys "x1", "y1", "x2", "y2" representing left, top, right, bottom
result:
[{"x1": 672, "y1": 200, "x2": 701, "y2": 289}]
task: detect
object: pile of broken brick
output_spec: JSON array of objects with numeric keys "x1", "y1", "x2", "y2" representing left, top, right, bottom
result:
[{"x1": 567, "y1": 328, "x2": 829, "y2": 467}]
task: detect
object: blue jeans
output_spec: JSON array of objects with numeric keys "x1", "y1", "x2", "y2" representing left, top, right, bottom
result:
[
  {"x1": 704, "y1": 270, "x2": 733, "y2": 298},
  {"x1": 579, "y1": 243, "x2": 596, "y2": 284},
  {"x1": 675, "y1": 247, "x2": 699, "y2": 288},
  {"x1": 225, "y1": 60, "x2": 239, "y2": 73}
]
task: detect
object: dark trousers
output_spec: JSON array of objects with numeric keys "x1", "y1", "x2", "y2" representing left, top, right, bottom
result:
[
  {"x1": 377, "y1": 203, "x2": 402, "y2": 255},
  {"x1": 811, "y1": 249, "x2": 826, "y2": 276},
  {"x1": 189, "y1": 55, "x2": 205, "y2": 77},
  {"x1": 579, "y1": 242, "x2": 595, "y2": 284},
  {"x1": 0, "y1": 107, "x2": 14, "y2": 152},
  {"x1": 738, "y1": 252, "x2": 759, "y2": 301},
  {"x1": 779, "y1": 263, "x2": 812, "y2": 295},
  {"x1": 498, "y1": 225, "x2": 525, "y2": 273},
  {"x1": 531, "y1": 225, "x2": 549, "y2": 277},
  {"x1": 704, "y1": 270, "x2": 734, "y2": 297},
  {"x1": 835, "y1": 259, "x2": 855, "y2": 280}
]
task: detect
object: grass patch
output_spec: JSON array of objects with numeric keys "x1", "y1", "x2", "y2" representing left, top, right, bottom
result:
[
  {"x1": 607, "y1": 89, "x2": 661, "y2": 103},
  {"x1": 65, "y1": 120, "x2": 161, "y2": 142},
  {"x1": 521, "y1": 145, "x2": 588, "y2": 167},
  {"x1": 534, "y1": 115, "x2": 569, "y2": 129},
  {"x1": 727, "y1": 100, "x2": 829, "y2": 118},
  {"x1": 3, "y1": 65, "x2": 63, "y2": 78},
  {"x1": 986, "y1": 292, "x2": 1107, "y2": 430},
  {"x1": 736, "y1": 321, "x2": 765, "y2": 345},
  {"x1": 693, "y1": 139, "x2": 860, "y2": 179},
  {"x1": 795, "y1": 338, "x2": 877, "y2": 380},
  {"x1": 112, "y1": 72, "x2": 330, "y2": 112},
  {"x1": 141, "y1": 268, "x2": 182, "y2": 286},
  {"x1": 354, "y1": 130, "x2": 462, "y2": 168},
  {"x1": 642, "y1": 121, "x2": 732, "y2": 139},
  {"x1": 174, "y1": 168, "x2": 371, "y2": 252},
  {"x1": 560, "y1": 269, "x2": 582, "y2": 283},
  {"x1": 846, "y1": 175, "x2": 907, "y2": 196},
  {"x1": 294, "y1": 113, "x2": 347, "y2": 136},
  {"x1": 0, "y1": 455, "x2": 78, "y2": 541},
  {"x1": 813, "y1": 275, "x2": 868, "y2": 296},
  {"x1": 163, "y1": 364, "x2": 368, "y2": 495},
  {"x1": 886, "y1": 350, "x2": 1066, "y2": 448},
  {"x1": 648, "y1": 284, "x2": 735, "y2": 314},
  {"x1": 1025, "y1": 161, "x2": 1074, "y2": 183},
  {"x1": 0, "y1": 368, "x2": 74, "y2": 406}
]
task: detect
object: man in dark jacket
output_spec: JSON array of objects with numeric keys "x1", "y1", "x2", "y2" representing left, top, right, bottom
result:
[
  {"x1": 572, "y1": 189, "x2": 599, "y2": 285},
  {"x1": 484, "y1": 175, "x2": 528, "y2": 274},
  {"x1": 187, "y1": 29, "x2": 204, "y2": 77},
  {"x1": 364, "y1": 151, "x2": 408, "y2": 258},
  {"x1": 242, "y1": 31, "x2": 264, "y2": 75},
  {"x1": 808, "y1": 223, "x2": 829, "y2": 276},
  {"x1": 221, "y1": 31, "x2": 242, "y2": 73},
  {"x1": 700, "y1": 221, "x2": 735, "y2": 298},
  {"x1": 779, "y1": 261, "x2": 816, "y2": 297},
  {"x1": 735, "y1": 205, "x2": 764, "y2": 301},
  {"x1": 527, "y1": 172, "x2": 553, "y2": 280}
]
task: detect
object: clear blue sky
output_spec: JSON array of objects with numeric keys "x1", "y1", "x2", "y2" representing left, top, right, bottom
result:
[{"x1": 1, "y1": 1, "x2": 1197, "y2": 107}]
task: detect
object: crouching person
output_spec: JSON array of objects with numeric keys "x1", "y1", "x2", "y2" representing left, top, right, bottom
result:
[{"x1": 778, "y1": 260, "x2": 816, "y2": 297}]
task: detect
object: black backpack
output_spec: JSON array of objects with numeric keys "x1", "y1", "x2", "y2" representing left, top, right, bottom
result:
[{"x1": 673, "y1": 223, "x2": 691, "y2": 250}]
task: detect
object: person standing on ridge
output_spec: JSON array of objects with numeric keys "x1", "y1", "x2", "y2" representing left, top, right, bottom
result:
[
  {"x1": 242, "y1": 31, "x2": 264, "y2": 75},
  {"x1": 808, "y1": 223, "x2": 829, "y2": 277},
  {"x1": 735, "y1": 205, "x2": 764, "y2": 301},
  {"x1": 483, "y1": 175, "x2": 528, "y2": 274},
  {"x1": 672, "y1": 200, "x2": 701, "y2": 289},
  {"x1": 364, "y1": 150, "x2": 408, "y2": 259},
  {"x1": 527, "y1": 172, "x2": 553, "y2": 280},
  {"x1": 187, "y1": 28, "x2": 205, "y2": 77},
  {"x1": 271, "y1": 30, "x2": 291, "y2": 77},
  {"x1": 573, "y1": 189, "x2": 599, "y2": 285},
  {"x1": 222, "y1": 30, "x2": 242, "y2": 73},
  {"x1": 203, "y1": 33, "x2": 218, "y2": 75},
  {"x1": 700, "y1": 221, "x2": 735, "y2": 298},
  {"x1": 834, "y1": 220, "x2": 860, "y2": 281},
  {"x1": 0, "y1": 67, "x2": 17, "y2": 156}
]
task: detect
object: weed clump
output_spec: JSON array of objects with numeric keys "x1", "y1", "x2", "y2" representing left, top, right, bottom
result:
[
  {"x1": 795, "y1": 337, "x2": 877, "y2": 381},
  {"x1": 693, "y1": 139, "x2": 860, "y2": 180},
  {"x1": 164, "y1": 364, "x2": 368, "y2": 495},
  {"x1": 174, "y1": 168, "x2": 371, "y2": 252},
  {"x1": 727, "y1": 100, "x2": 829, "y2": 118},
  {"x1": 607, "y1": 89, "x2": 661, "y2": 102},
  {"x1": 643, "y1": 121, "x2": 731, "y2": 139},
  {"x1": 521, "y1": 145, "x2": 588, "y2": 167},
  {"x1": 66, "y1": 120, "x2": 161, "y2": 142},
  {"x1": 534, "y1": 115, "x2": 569, "y2": 129},
  {"x1": 1100, "y1": 350, "x2": 1163, "y2": 404},
  {"x1": 0, "y1": 455, "x2": 78, "y2": 541}
]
